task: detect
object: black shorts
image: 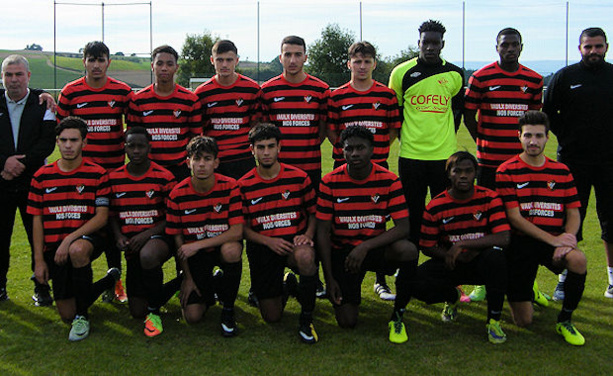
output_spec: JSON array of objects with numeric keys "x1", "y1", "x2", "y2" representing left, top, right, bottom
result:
[
  {"x1": 246, "y1": 240, "x2": 298, "y2": 300},
  {"x1": 185, "y1": 247, "x2": 220, "y2": 306},
  {"x1": 44, "y1": 234, "x2": 106, "y2": 300},
  {"x1": 506, "y1": 235, "x2": 564, "y2": 302},
  {"x1": 331, "y1": 246, "x2": 396, "y2": 306},
  {"x1": 125, "y1": 240, "x2": 174, "y2": 299},
  {"x1": 217, "y1": 157, "x2": 256, "y2": 181}
]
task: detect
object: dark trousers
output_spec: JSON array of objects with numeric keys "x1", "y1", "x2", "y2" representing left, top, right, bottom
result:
[{"x1": 0, "y1": 188, "x2": 33, "y2": 288}]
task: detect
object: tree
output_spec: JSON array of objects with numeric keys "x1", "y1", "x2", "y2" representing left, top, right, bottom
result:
[
  {"x1": 115, "y1": 51, "x2": 125, "y2": 56},
  {"x1": 177, "y1": 31, "x2": 219, "y2": 86},
  {"x1": 307, "y1": 24, "x2": 355, "y2": 87},
  {"x1": 25, "y1": 43, "x2": 43, "y2": 51}
]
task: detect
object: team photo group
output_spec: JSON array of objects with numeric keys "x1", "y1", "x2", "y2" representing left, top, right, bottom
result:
[{"x1": 1, "y1": 18, "x2": 612, "y2": 348}]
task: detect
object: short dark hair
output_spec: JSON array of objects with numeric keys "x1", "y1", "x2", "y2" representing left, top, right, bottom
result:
[
  {"x1": 419, "y1": 20, "x2": 446, "y2": 36},
  {"x1": 281, "y1": 35, "x2": 306, "y2": 52},
  {"x1": 348, "y1": 41, "x2": 377, "y2": 59},
  {"x1": 83, "y1": 41, "x2": 109, "y2": 59},
  {"x1": 518, "y1": 110, "x2": 550, "y2": 133},
  {"x1": 580, "y1": 27, "x2": 607, "y2": 43},
  {"x1": 152, "y1": 45, "x2": 178, "y2": 62},
  {"x1": 340, "y1": 125, "x2": 374, "y2": 147},
  {"x1": 56, "y1": 116, "x2": 88, "y2": 139},
  {"x1": 446, "y1": 151, "x2": 478, "y2": 177},
  {"x1": 249, "y1": 123, "x2": 281, "y2": 145},
  {"x1": 187, "y1": 135, "x2": 218, "y2": 158},
  {"x1": 125, "y1": 126, "x2": 151, "y2": 142},
  {"x1": 213, "y1": 40, "x2": 238, "y2": 55},
  {"x1": 497, "y1": 28, "x2": 522, "y2": 44}
]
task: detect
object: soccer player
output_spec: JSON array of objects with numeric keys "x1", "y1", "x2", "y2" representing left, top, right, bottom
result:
[
  {"x1": 416, "y1": 151, "x2": 510, "y2": 344},
  {"x1": 464, "y1": 28, "x2": 544, "y2": 303},
  {"x1": 260, "y1": 35, "x2": 329, "y2": 190},
  {"x1": 195, "y1": 40, "x2": 261, "y2": 180},
  {"x1": 57, "y1": 41, "x2": 134, "y2": 303},
  {"x1": 388, "y1": 19, "x2": 464, "y2": 246},
  {"x1": 317, "y1": 125, "x2": 418, "y2": 344},
  {"x1": 497, "y1": 111, "x2": 587, "y2": 346},
  {"x1": 108, "y1": 127, "x2": 181, "y2": 337},
  {"x1": 543, "y1": 27, "x2": 613, "y2": 299},
  {"x1": 166, "y1": 136, "x2": 243, "y2": 337},
  {"x1": 128, "y1": 45, "x2": 202, "y2": 182},
  {"x1": 28, "y1": 117, "x2": 119, "y2": 341},
  {"x1": 328, "y1": 41, "x2": 401, "y2": 301},
  {"x1": 1, "y1": 55, "x2": 56, "y2": 304},
  {"x1": 238, "y1": 123, "x2": 318, "y2": 344}
]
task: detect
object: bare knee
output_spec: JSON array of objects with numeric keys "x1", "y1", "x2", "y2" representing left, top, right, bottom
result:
[
  {"x1": 259, "y1": 298, "x2": 282, "y2": 323},
  {"x1": 389, "y1": 239, "x2": 418, "y2": 262},
  {"x1": 221, "y1": 242, "x2": 243, "y2": 264},
  {"x1": 335, "y1": 304, "x2": 358, "y2": 328},
  {"x1": 293, "y1": 246, "x2": 316, "y2": 276},
  {"x1": 183, "y1": 304, "x2": 205, "y2": 324},
  {"x1": 566, "y1": 249, "x2": 587, "y2": 274}
]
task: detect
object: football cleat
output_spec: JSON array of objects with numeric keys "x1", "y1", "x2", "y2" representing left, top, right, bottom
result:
[
  {"x1": 556, "y1": 321, "x2": 585, "y2": 346},
  {"x1": 144, "y1": 313, "x2": 163, "y2": 337}
]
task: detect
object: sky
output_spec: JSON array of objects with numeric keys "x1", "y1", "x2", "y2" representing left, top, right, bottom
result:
[{"x1": 2, "y1": 0, "x2": 612, "y2": 74}]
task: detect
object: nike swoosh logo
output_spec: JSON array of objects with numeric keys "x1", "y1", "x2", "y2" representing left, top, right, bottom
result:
[
  {"x1": 143, "y1": 110, "x2": 154, "y2": 116},
  {"x1": 251, "y1": 197, "x2": 263, "y2": 205},
  {"x1": 76, "y1": 103, "x2": 88, "y2": 108},
  {"x1": 489, "y1": 86, "x2": 501, "y2": 91},
  {"x1": 221, "y1": 323, "x2": 236, "y2": 333},
  {"x1": 299, "y1": 331, "x2": 314, "y2": 341},
  {"x1": 342, "y1": 105, "x2": 353, "y2": 110},
  {"x1": 442, "y1": 217, "x2": 454, "y2": 224},
  {"x1": 45, "y1": 187, "x2": 57, "y2": 193},
  {"x1": 115, "y1": 192, "x2": 126, "y2": 198},
  {"x1": 207, "y1": 102, "x2": 217, "y2": 108},
  {"x1": 337, "y1": 198, "x2": 350, "y2": 203},
  {"x1": 570, "y1": 84, "x2": 582, "y2": 89},
  {"x1": 517, "y1": 182, "x2": 529, "y2": 189},
  {"x1": 184, "y1": 209, "x2": 197, "y2": 215},
  {"x1": 273, "y1": 97, "x2": 285, "y2": 102}
]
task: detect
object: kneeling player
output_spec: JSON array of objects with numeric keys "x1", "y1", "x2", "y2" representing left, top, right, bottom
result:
[
  {"x1": 29, "y1": 117, "x2": 119, "y2": 341},
  {"x1": 416, "y1": 151, "x2": 509, "y2": 344},
  {"x1": 239, "y1": 123, "x2": 319, "y2": 344},
  {"x1": 497, "y1": 111, "x2": 587, "y2": 346},
  {"x1": 108, "y1": 127, "x2": 181, "y2": 337},
  {"x1": 166, "y1": 136, "x2": 244, "y2": 336},
  {"x1": 316, "y1": 125, "x2": 418, "y2": 344}
]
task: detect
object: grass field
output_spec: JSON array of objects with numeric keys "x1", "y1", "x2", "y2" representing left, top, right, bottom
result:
[{"x1": 1, "y1": 126, "x2": 612, "y2": 375}]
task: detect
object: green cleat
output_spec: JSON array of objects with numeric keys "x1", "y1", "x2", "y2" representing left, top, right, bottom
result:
[
  {"x1": 486, "y1": 319, "x2": 507, "y2": 344},
  {"x1": 533, "y1": 281, "x2": 550, "y2": 307},
  {"x1": 388, "y1": 317, "x2": 408, "y2": 344},
  {"x1": 469, "y1": 285, "x2": 486, "y2": 302},
  {"x1": 441, "y1": 302, "x2": 458, "y2": 323},
  {"x1": 69, "y1": 315, "x2": 90, "y2": 342},
  {"x1": 556, "y1": 321, "x2": 585, "y2": 346},
  {"x1": 144, "y1": 313, "x2": 163, "y2": 337}
]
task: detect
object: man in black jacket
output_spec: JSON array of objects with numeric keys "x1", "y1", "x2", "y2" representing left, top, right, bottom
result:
[{"x1": 0, "y1": 54, "x2": 56, "y2": 302}]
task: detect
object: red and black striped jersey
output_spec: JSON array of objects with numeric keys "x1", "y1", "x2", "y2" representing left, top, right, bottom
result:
[
  {"x1": 261, "y1": 74, "x2": 329, "y2": 175},
  {"x1": 27, "y1": 160, "x2": 110, "y2": 251},
  {"x1": 465, "y1": 62, "x2": 543, "y2": 168},
  {"x1": 420, "y1": 186, "x2": 510, "y2": 249},
  {"x1": 316, "y1": 163, "x2": 408, "y2": 250},
  {"x1": 328, "y1": 81, "x2": 401, "y2": 164},
  {"x1": 108, "y1": 162, "x2": 176, "y2": 238},
  {"x1": 166, "y1": 174, "x2": 244, "y2": 249},
  {"x1": 127, "y1": 84, "x2": 202, "y2": 168},
  {"x1": 57, "y1": 77, "x2": 133, "y2": 170},
  {"x1": 238, "y1": 163, "x2": 315, "y2": 237},
  {"x1": 496, "y1": 155, "x2": 580, "y2": 235},
  {"x1": 195, "y1": 74, "x2": 261, "y2": 163}
]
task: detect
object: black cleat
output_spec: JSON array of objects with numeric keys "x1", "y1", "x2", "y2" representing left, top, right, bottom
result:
[
  {"x1": 32, "y1": 285, "x2": 53, "y2": 307},
  {"x1": 247, "y1": 289, "x2": 259, "y2": 308},
  {"x1": 0, "y1": 287, "x2": 8, "y2": 302},
  {"x1": 220, "y1": 308, "x2": 237, "y2": 337}
]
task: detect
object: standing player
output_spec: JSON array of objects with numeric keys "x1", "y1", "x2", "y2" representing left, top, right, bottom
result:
[
  {"x1": 128, "y1": 45, "x2": 202, "y2": 182},
  {"x1": 328, "y1": 41, "x2": 401, "y2": 301},
  {"x1": 543, "y1": 27, "x2": 613, "y2": 299},
  {"x1": 388, "y1": 20, "x2": 464, "y2": 246},
  {"x1": 28, "y1": 117, "x2": 119, "y2": 341},
  {"x1": 108, "y1": 127, "x2": 181, "y2": 337},
  {"x1": 166, "y1": 136, "x2": 243, "y2": 337},
  {"x1": 261, "y1": 35, "x2": 329, "y2": 190},
  {"x1": 1, "y1": 55, "x2": 56, "y2": 304},
  {"x1": 57, "y1": 41, "x2": 133, "y2": 303},
  {"x1": 239, "y1": 123, "x2": 318, "y2": 344},
  {"x1": 416, "y1": 151, "x2": 509, "y2": 344},
  {"x1": 464, "y1": 28, "x2": 544, "y2": 303},
  {"x1": 317, "y1": 126, "x2": 418, "y2": 344},
  {"x1": 195, "y1": 40, "x2": 261, "y2": 180},
  {"x1": 497, "y1": 111, "x2": 587, "y2": 346}
]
